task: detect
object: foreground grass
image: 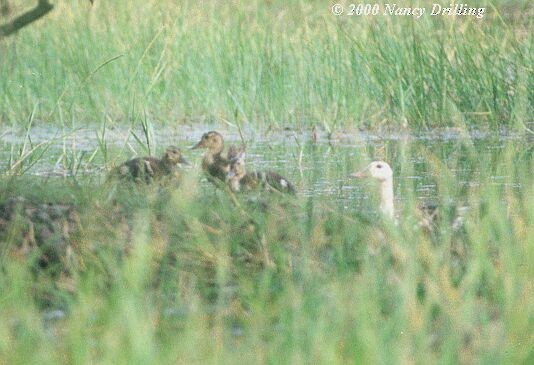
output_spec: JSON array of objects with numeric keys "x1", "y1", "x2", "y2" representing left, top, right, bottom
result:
[
  {"x1": 0, "y1": 0, "x2": 532, "y2": 130},
  {"x1": 0, "y1": 137, "x2": 532, "y2": 364}
]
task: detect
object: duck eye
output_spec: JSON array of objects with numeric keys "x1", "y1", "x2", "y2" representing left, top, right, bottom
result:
[{"x1": 376, "y1": 164, "x2": 382, "y2": 169}]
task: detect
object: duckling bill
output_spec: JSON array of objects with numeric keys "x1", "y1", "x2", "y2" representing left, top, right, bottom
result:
[{"x1": 112, "y1": 146, "x2": 188, "y2": 184}]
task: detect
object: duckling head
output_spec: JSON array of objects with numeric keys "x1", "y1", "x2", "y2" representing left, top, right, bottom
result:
[
  {"x1": 163, "y1": 146, "x2": 189, "y2": 165},
  {"x1": 351, "y1": 161, "x2": 393, "y2": 183},
  {"x1": 227, "y1": 144, "x2": 246, "y2": 161},
  {"x1": 191, "y1": 131, "x2": 224, "y2": 153},
  {"x1": 226, "y1": 151, "x2": 247, "y2": 181}
]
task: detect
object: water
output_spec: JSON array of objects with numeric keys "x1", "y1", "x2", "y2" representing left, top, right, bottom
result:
[{"x1": 1, "y1": 124, "x2": 532, "y2": 214}]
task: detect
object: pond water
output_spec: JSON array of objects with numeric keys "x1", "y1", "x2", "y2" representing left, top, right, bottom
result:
[{"x1": 1, "y1": 124, "x2": 532, "y2": 214}]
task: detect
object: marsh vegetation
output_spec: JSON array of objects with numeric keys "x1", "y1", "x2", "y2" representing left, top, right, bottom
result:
[{"x1": 0, "y1": 1, "x2": 533, "y2": 364}]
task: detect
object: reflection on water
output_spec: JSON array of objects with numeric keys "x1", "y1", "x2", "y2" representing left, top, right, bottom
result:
[{"x1": 1, "y1": 125, "x2": 531, "y2": 213}]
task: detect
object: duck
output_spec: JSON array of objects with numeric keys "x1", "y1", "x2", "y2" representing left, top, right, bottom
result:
[
  {"x1": 191, "y1": 131, "x2": 244, "y2": 185},
  {"x1": 226, "y1": 151, "x2": 296, "y2": 194},
  {"x1": 350, "y1": 160, "x2": 467, "y2": 230},
  {"x1": 350, "y1": 161, "x2": 395, "y2": 219},
  {"x1": 112, "y1": 146, "x2": 189, "y2": 184}
]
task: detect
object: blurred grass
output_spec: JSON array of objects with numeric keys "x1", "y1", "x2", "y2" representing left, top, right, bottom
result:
[
  {"x1": 1, "y1": 0, "x2": 533, "y2": 364},
  {"x1": 0, "y1": 136, "x2": 533, "y2": 364},
  {"x1": 0, "y1": 0, "x2": 532, "y2": 130}
]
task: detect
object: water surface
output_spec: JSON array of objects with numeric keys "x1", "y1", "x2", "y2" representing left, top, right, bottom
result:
[{"x1": 1, "y1": 125, "x2": 531, "y2": 214}]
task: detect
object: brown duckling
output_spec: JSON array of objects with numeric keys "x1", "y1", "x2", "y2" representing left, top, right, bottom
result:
[
  {"x1": 226, "y1": 151, "x2": 296, "y2": 194},
  {"x1": 112, "y1": 146, "x2": 188, "y2": 184},
  {"x1": 227, "y1": 144, "x2": 246, "y2": 161},
  {"x1": 191, "y1": 131, "x2": 243, "y2": 183}
]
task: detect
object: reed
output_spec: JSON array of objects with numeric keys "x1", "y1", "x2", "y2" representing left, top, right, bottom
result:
[
  {"x1": 0, "y1": 134, "x2": 532, "y2": 364},
  {"x1": 0, "y1": 0, "x2": 531, "y2": 131},
  {"x1": 0, "y1": 1, "x2": 533, "y2": 363}
]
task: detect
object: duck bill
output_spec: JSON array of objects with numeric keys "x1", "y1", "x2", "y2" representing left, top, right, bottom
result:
[
  {"x1": 190, "y1": 141, "x2": 204, "y2": 150},
  {"x1": 350, "y1": 169, "x2": 369, "y2": 179}
]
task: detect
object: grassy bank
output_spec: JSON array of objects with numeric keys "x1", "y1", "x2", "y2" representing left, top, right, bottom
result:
[
  {"x1": 0, "y1": 136, "x2": 533, "y2": 364},
  {"x1": 0, "y1": 0, "x2": 532, "y2": 130}
]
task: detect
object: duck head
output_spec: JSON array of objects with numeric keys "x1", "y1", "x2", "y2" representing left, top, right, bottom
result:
[
  {"x1": 163, "y1": 146, "x2": 189, "y2": 165},
  {"x1": 191, "y1": 131, "x2": 224, "y2": 153},
  {"x1": 351, "y1": 161, "x2": 393, "y2": 182}
]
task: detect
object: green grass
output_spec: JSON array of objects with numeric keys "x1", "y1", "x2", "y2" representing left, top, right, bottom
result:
[
  {"x1": 1, "y1": 1, "x2": 533, "y2": 364},
  {"x1": 0, "y1": 0, "x2": 532, "y2": 130},
  {"x1": 0, "y1": 135, "x2": 533, "y2": 364}
]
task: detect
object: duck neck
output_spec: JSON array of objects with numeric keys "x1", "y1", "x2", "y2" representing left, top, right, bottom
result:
[
  {"x1": 211, "y1": 142, "x2": 224, "y2": 156},
  {"x1": 379, "y1": 178, "x2": 395, "y2": 219},
  {"x1": 160, "y1": 159, "x2": 174, "y2": 173}
]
